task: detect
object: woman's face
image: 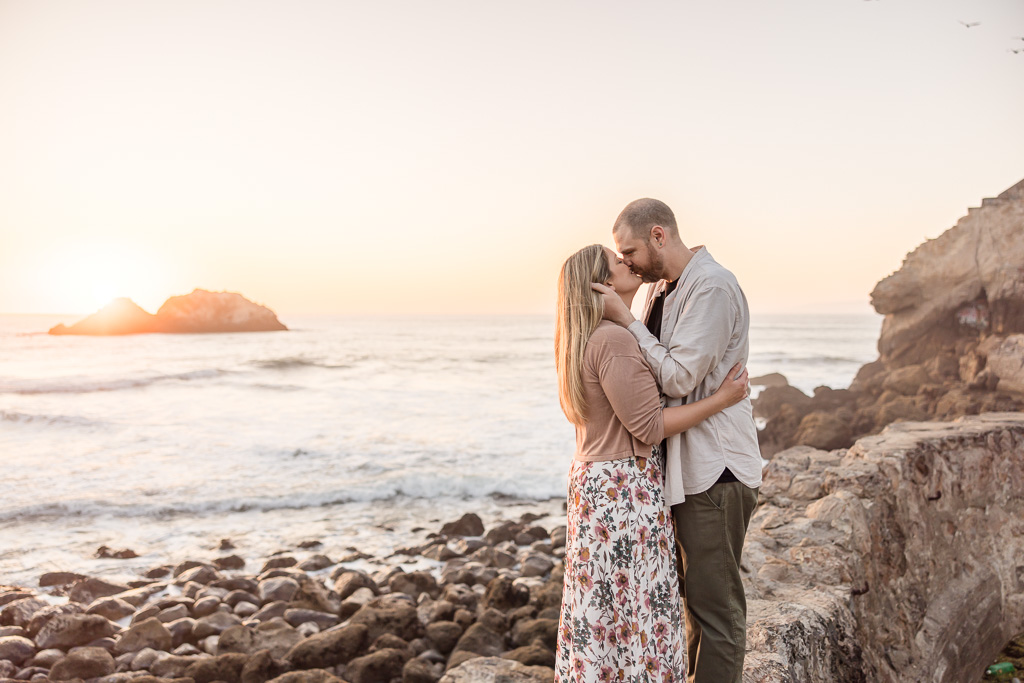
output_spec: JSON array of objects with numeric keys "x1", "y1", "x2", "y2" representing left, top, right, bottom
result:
[{"x1": 603, "y1": 247, "x2": 642, "y2": 296}]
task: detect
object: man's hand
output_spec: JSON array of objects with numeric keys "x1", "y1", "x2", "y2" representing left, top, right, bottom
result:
[{"x1": 590, "y1": 283, "x2": 636, "y2": 327}]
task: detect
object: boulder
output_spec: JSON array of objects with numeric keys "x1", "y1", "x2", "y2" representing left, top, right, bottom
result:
[
  {"x1": 68, "y1": 577, "x2": 130, "y2": 604},
  {"x1": 403, "y1": 657, "x2": 443, "y2": 683},
  {"x1": 501, "y1": 642, "x2": 555, "y2": 668},
  {"x1": 39, "y1": 572, "x2": 86, "y2": 588},
  {"x1": 440, "y1": 514, "x2": 484, "y2": 537},
  {"x1": 297, "y1": 555, "x2": 334, "y2": 572},
  {"x1": 451, "y1": 623, "x2": 504, "y2": 658},
  {"x1": 518, "y1": 554, "x2": 553, "y2": 578},
  {"x1": 288, "y1": 576, "x2": 341, "y2": 614},
  {"x1": 157, "y1": 604, "x2": 190, "y2": 623},
  {"x1": 753, "y1": 385, "x2": 813, "y2": 420},
  {"x1": 283, "y1": 608, "x2": 339, "y2": 630},
  {"x1": 283, "y1": 622, "x2": 368, "y2": 670},
  {"x1": 35, "y1": 614, "x2": 118, "y2": 650},
  {"x1": 25, "y1": 604, "x2": 84, "y2": 640},
  {"x1": 348, "y1": 598, "x2": 423, "y2": 642},
  {"x1": 257, "y1": 577, "x2": 300, "y2": 604},
  {"x1": 421, "y1": 543, "x2": 460, "y2": 562},
  {"x1": 250, "y1": 619, "x2": 303, "y2": 659},
  {"x1": 750, "y1": 372, "x2": 789, "y2": 387},
  {"x1": 182, "y1": 651, "x2": 249, "y2": 683},
  {"x1": 267, "y1": 670, "x2": 346, "y2": 683},
  {"x1": 87, "y1": 598, "x2": 137, "y2": 622},
  {"x1": 345, "y1": 647, "x2": 409, "y2": 683},
  {"x1": 425, "y1": 621, "x2": 462, "y2": 654},
  {"x1": 480, "y1": 576, "x2": 529, "y2": 612},
  {"x1": 239, "y1": 648, "x2": 287, "y2": 683},
  {"x1": 115, "y1": 617, "x2": 173, "y2": 654},
  {"x1": 389, "y1": 571, "x2": 440, "y2": 599},
  {"x1": 48, "y1": 646, "x2": 116, "y2": 681},
  {"x1": 793, "y1": 411, "x2": 855, "y2": 451},
  {"x1": 166, "y1": 617, "x2": 195, "y2": 648},
  {"x1": 175, "y1": 565, "x2": 221, "y2": 586},
  {"x1": 224, "y1": 590, "x2": 260, "y2": 607},
  {"x1": 193, "y1": 612, "x2": 242, "y2": 639},
  {"x1": 0, "y1": 635, "x2": 35, "y2": 666},
  {"x1": 214, "y1": 555, "x2": 246, "y2": 571},
  {"x1": 27, "y1": 647, "x2": 64, "y2": 668},
  {"x1": 261, "y1": 557, "x2": 297, "y2": 573},
  {"x1": 439, "y1": 656, "x2": 555, "y2": 682},
  {"x1": 251, "y1": 601, "x2": 289, "y2": 623},
  {"x1": 149, "y1": 652, "x2": 209, "y2": 677},
  {"x1": 0, "y1": 598, "x2": 47, "y2": 627},
  {"x1": 191, "y1": 596, "x2": 221, "y2": 618},
  {"x1": 510, "y1": 619, "x2": 557, "y2": 650},
  {"x1": 333, "y1": 570, "x2": 379, "y2": 600}
]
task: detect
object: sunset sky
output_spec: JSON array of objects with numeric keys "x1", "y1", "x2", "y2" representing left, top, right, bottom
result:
[{"x1": 1, "y1": 0, "x2": 1021, "y2": 316}]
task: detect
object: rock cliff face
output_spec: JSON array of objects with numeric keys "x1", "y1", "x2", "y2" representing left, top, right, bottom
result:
[
  {"x1": 757, "y1": 179, "x2": 1024, "y2": 456},
  {"x1": 49, "y1": 290, "x2": 287, "y2": 335},
  {"x1": 743, "y1": 414, "x2": 1024, "y2": 683},
  {"x1": 872, "y1": 178, "x2": 1024, "y2": 365}
]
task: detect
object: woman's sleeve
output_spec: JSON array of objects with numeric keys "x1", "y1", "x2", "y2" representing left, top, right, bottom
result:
[{"x1": 596, "y1": 346, "x2": 666, "y2": 446}]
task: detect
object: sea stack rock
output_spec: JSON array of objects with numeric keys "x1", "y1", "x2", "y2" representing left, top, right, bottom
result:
[
  {"x1": 48, "y1": 298, "x2": 158, "y2": 336},
  {"x1": 153, "y1": 289, "x2": 287, "y2": 334},
  {"x1": 49, "y1": 289, "x2": 287, "y2": 335}
]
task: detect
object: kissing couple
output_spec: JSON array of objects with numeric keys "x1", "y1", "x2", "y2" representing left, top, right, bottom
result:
[{"x1": 553, "y1": 198, "x2": 762, "y2": 682}]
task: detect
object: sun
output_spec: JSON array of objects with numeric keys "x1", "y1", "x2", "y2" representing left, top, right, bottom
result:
[{"x1": 42, "y1": 242, "x2": 169, "y2": 314}]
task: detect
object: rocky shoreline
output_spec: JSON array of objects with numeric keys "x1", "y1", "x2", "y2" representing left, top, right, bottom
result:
[{"x1": 0, "y1": 513, "x2": 565, "y2": 683}]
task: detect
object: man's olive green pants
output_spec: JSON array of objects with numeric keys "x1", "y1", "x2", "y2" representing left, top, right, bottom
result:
[{"x1": 672, "y1": 481, "x2": 759, "y2": 683}]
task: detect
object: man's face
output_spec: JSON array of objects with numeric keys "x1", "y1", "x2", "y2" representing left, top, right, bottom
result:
[{"x1": 613, "y1": 227, "x2": 664, "y2": 283}]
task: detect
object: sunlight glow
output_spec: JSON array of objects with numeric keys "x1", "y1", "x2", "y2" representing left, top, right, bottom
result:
[{"x1": 42, "y1": 242, "x2": 169, "y2": 314}]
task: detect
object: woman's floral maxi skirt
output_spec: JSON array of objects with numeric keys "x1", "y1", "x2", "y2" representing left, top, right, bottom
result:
[{"x1": 554, "y1": 452, "x2": 685, "y2": 683}]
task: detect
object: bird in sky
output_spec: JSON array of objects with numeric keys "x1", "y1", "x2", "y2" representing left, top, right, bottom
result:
[{"x1": 959, "y1": 20, "x2": 981, "y2": 28}]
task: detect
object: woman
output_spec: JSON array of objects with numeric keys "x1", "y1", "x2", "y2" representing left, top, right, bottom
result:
[{"x1": 553, "y1": 244, "x2": 748, "y2": 682}]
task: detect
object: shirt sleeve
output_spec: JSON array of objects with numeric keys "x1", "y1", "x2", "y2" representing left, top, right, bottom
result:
[
  {"x1": 596, "y1": 351, "x2": 666, "y2": 446},
  {"x1": 626, "y1": 285, "x2": 735, "y2": 399}
]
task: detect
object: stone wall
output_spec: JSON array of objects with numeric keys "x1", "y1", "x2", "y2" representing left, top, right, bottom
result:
[{"x1": 743, "y1": 413, "x2": 1024, "y2": 683}]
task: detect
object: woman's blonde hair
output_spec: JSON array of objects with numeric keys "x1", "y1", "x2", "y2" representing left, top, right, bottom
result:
[{"x1": 555, "y1": 244, "x2": 611, "y2": 425}]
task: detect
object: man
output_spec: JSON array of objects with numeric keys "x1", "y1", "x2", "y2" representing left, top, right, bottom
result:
[{"x1": 592, "y1": 198, "x2": 761, "y2": 683}]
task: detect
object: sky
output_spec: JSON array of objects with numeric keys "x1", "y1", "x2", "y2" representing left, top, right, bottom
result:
[{"x1": 1, "y1": 0, "x2": 1021, "y2": 316}]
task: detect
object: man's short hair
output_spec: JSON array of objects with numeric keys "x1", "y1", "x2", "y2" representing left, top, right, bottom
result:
[{"x1": 613, "y1": 198, "x2": 678, "y2": 240}]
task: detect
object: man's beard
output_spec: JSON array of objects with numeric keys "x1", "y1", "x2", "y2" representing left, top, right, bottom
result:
[{"x1": 633, "y1": 245, "x2": 665, "y2": 283}]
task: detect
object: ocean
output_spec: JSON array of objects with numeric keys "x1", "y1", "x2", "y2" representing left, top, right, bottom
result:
[{"x1": 0, "y1": 312, "x2": 880, "y2": 587}]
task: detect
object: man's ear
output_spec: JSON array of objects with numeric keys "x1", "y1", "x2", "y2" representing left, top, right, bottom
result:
[{"x1": 650, "y1": 225, "x2": 666, "y2": 245}]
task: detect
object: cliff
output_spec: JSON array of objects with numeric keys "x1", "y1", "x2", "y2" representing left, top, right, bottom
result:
[
  {"x1": 757, "y1": 178, "x2": 1024, "y2": 456},
  {"x1": 742, "y1": 414, "x2": 1024, "y2": 682},
  {"x1": 48, "y1": 290, "x2": 287, "y2": 335}
]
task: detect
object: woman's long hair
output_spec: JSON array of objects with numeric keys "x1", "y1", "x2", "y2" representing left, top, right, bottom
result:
[{"x1": 555, "y1": 244, "x2": 611, "y2": 425}]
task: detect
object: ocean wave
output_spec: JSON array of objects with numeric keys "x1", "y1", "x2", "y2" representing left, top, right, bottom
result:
[
  {"x1": 0, "y1": 369, "x2": 225, "y2": 395},
  {"x1": 0, "y1": 410, "x2": 107, "y2": 428},
  {"x1": 0, "y1": 478, "x2": 566, "y2": 525},
  {"x1": 751, "y1": 354, "x2": 868, "y2": 366},
  {"x1": 250, "y1": 357, "x2": 351, "y2": 371}
]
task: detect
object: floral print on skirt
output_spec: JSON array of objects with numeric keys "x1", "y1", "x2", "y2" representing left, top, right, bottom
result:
[{"x1": 555, "y1": 450, "x2": 685, "y2": 683}]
